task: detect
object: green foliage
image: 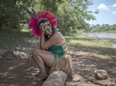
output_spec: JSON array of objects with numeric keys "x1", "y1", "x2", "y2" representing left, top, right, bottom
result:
[
  {"x1": 89, "y1": 24, "x2": 116, "y2": 33},
  {"x1": 0, "y1": 0, "x2": 96, "y2": 35},
  {"x1": 56, "y1": 0, "x2": 96, "y2": 35},
  {"x1": 0, "y1": 0, "x2": 35, "y2": 30},
  {"x1": 41, "y1": 0, "x2": 64, "y2": 12},
  {"x1": 34, "y1": 0, "x2": 96, "y2": 35}
]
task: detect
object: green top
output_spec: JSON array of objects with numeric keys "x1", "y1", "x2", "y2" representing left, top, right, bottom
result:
[
  {"x1": 48, "y1": 45, "x2": 65, "y2": 58},
  {"x1": 48, "y1": 27, "x2": 66, "y2": 58}
]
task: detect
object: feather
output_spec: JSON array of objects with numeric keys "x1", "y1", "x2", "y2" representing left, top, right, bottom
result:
[{"x1": 19, "y1": 5, "x2": 37, "y2": 18}]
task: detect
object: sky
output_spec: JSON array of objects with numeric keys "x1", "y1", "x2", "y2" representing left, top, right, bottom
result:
[{"x1": 88, "y1": 0, "x2": 116, "y2": 25}]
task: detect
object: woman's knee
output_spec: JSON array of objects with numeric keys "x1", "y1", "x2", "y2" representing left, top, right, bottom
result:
[{"x1": 32, "y1": 48, "x2": 41, "y2": 57}]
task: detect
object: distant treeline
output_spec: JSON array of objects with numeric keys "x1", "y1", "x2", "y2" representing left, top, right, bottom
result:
[{"x1": 89, "y1": 24, "x2": 116, "y2": 33}]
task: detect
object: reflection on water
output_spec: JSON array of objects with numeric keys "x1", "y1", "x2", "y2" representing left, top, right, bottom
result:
[
  {"x1": 112, "y1": 44, "x2": 116, "y2": 48},
  {"x1": 88, "y1": 33, "x2": 116, "y2": 39},
  {"x1": 86, "y1": 33, "x2": 116, "y2": 48}
]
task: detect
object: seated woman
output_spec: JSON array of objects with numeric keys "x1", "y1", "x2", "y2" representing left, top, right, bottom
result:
[
  {"x1": 30, "y1": 18, "x2": 73, "y2": 81},
  {"x1": 27, "y1": 11, "x2": 73, "y2": 81}
]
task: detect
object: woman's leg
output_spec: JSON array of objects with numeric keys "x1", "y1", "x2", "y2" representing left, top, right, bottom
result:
[{"x1": 32, "y1": 48, "x2": 54, "y2": 75}]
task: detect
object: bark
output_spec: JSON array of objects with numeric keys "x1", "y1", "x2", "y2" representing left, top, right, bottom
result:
[{"x1": 42, "y1": 71, "x2": 67, "y2": 86}]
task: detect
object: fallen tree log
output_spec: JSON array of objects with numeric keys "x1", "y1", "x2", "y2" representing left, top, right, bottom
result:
[{"x1": 42, "y1": 71, "x2": 67, "y2": 86}]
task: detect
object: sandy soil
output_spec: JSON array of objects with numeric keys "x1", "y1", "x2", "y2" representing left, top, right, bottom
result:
[{"x1": 0, "y1": 46, "x2": 116, "y2": 86}]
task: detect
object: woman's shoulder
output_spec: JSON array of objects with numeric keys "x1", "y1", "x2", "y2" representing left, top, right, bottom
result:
[
  {"x1": 55, "y1": 32, "x2": 64, "y2": 38},
  {"x1": 48, "y1": 32, "x2": 62, "y2": 43},
  {"x1": 51, "y1": 32, "x2": 62, "y2": 39},
  {"x1": 52, "y1": 32, "x2": 66, "y2": 45}
]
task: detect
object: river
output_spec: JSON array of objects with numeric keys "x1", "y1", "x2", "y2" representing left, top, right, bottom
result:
[{"x1": 86, "y1": 33, "x2": 116, "y2": 48}]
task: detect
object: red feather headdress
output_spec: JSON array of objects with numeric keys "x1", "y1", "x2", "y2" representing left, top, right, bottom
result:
[{"x1": 28, "y1": 11, "x2": 58, "y2": 37}]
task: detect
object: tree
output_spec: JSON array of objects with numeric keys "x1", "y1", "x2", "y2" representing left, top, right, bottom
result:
[
  {"x1": 56, "y1": 0, "x2": 96, "y2": 34},
  {"x1": 0, "y1": 0, "x2": 97, "y2": 35},
  {"x1": 0, "y1": 0, "x2": 35, "y2": 30},
  {"x1": 90, "y1": 24, "x2": 116, "y2": 33},
  {"x1": 35, "y1": 0, "x2": 96, "y2": 35}
]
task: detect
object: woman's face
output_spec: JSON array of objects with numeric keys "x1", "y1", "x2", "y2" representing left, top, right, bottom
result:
[{"x1": 39, "y1": 22, "x2": 52, "y2": 36}]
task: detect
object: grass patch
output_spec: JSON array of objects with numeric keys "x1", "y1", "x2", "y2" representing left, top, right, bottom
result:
[
  {"x1": 68, "y1": 40, "x2": 111, "y2": 47},
  {"x1": 0, "y1": 30, "x2": 113, "y2": 49},
  {"x1": 65, "y1": 34, "x2": 112, "y2": 48},
  {"x1": 0, "y1": 30, "x2": 115, "y2": 60},
  {"x1": 0, "y1": 29, "x2": 38, "y2": 49}
]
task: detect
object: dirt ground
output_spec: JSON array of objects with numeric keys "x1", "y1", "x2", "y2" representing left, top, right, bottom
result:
[{"x1": 0, "y1": 46, "x2": 116, "y2": 86}]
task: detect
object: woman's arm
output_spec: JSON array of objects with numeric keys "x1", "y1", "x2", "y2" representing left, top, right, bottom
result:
[
  {"x1": 39, "y1": 23, "x2": 46, "y2": 49},
  {"x1": 41, "y1": 32, "x2": 62, "y2": 50},
  {"x1": 40, "y1": 32, "x2": 45, "y2": 49}
]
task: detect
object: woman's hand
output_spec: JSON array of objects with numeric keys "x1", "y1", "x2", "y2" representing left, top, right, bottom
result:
[{"x1": 40, "y1": 23, "x2": 46, "y2": 34}]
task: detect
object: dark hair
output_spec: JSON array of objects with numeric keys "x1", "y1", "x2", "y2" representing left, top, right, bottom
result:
[
  {"x1": 37, "y1": 18, "x2": 48, "y2": 28},
  {"x1": 37, "y1": 18, "x2": 55, "y2": 40}
]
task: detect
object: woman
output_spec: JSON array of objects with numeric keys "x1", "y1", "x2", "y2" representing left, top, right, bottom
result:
[{"x1": 29, "y1": 11, "x2": 73, "y2": 81}]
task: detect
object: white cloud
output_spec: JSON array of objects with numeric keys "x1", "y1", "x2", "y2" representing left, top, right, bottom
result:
[
  {"x1": 112, "y1": 11, "x2": 116, "y2": 15},
  {"x1": 97, "y1": 4, "x2": 109, "y2": 10},
  {"x1": 112, "y1": 3, "x2": 116, "y2": 7}
]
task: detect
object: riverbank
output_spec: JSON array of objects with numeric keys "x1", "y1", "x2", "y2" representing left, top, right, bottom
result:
[
  {"x1": 65, "y1": 34, "x2": 113, "y2": 48},
  {"x1": 0, "y1": 30, "x2": 116, "y2": 86},
  {"x1": 0, "y1": 44, "x2": 116, "y2": 86},
  {"x1": 86, "y1": 32, "x2": 116, "y2": 39},
  {"x1": 84, "y1": 32, "x2": 116, "y2": 48}
]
